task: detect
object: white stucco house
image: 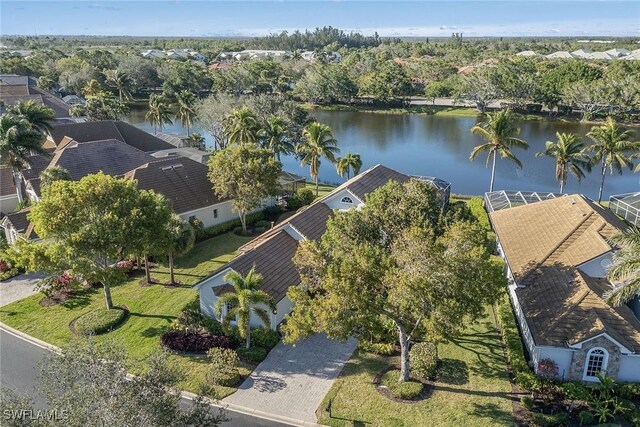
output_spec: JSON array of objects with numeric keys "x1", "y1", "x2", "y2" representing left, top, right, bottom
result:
[
  {"x1": 489, "y1": 194, "x2": 640, "y2": 383},
  {"x1": 194, "y1": 164, "x2": 451, "y2": 330}
]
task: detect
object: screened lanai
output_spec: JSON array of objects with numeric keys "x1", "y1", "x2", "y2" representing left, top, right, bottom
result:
[
  {"x1": 484, "y1": 190, "x2": 565, "y2": 213},
  {"x1": 609, "y1": 192, "x2": 640, "y2": 226}
]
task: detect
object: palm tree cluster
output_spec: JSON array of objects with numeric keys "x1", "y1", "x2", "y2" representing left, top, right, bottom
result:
[
  {"x1": 0, "y1": 101, "x2": 54, "y2": 204},
  {"x1": 470, "y1": 111, "x2": 639, "y2": 202},
  {"x1": 146, "y1": 94, "x2": 174, "y2": 134}
]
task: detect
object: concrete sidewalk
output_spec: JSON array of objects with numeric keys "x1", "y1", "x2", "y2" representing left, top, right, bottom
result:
[
  {"x1": 224, "y1": 334, "x2": 357, "y2": 423},
  {"x1": 0, "y1": 272, "x2": 45, "y2": 307}
]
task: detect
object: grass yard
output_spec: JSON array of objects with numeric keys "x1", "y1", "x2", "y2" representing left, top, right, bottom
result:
[
  {"x1": 0, "y1": 232, "x2": 254, "y2": 398},
  {"x1": 318, "y1": 308, "x2": 515, "y2": 427},
  {"x1": 305, "y1": 182, "x2": 337, "y2": 200}
]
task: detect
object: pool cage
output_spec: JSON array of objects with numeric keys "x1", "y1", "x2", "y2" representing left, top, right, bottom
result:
[
  {"x1": 609, "y1": 192, "x2": 640, "y2": 226},
  {"x1": 484, "y1": 190, "x2": 566, "y2": 213},
  {"x1": 410, "y1": 175, "x2": 451, "y2": 209}
]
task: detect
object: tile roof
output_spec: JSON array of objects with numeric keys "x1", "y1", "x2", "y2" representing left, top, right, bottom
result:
[
  {"x1": 2, "y1": 207, "x2": 38, "y2": 239},
  {"x1": 0, "y1": 85, "x2": 71, "y2": 118},
  {"x1": 49, "y1": 121, "x2": 175, "y2": 153},
  {"x1": 125, "y1": 157, "x2": 228, "y2": 214},
  {"x1": 0, "y1": 167, "x2": 16, "y2": 198},
  {"x1": 288, "y1": 202, "x2": 332, "y2": 240},
  {"x1": 490, "y1": 195, "x2": 640, "y2": 351}
]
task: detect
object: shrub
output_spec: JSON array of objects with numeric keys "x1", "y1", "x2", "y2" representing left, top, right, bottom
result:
[
  {"x1": 530, "y1": 412, "x2": 570, "y2": 427},
  {"x1": 381, "y1": 370, "x2": 424, "y2": 400},
  {"x1": 262, "y1": 205, "x2": 282, "y2": 221},
  {"x1": 497, "y1": 294, "x2": 535, "y2": 389},
  {"x1": 254, "y1": 220, "x2": 269, "y2": 229},
  {"x1": 359, "y1": 341, "x2": 395, "y2": 356},
  {"x1": 236, "y1": 347, "x2": 268, "y2": 363},
  {"x1": 160, "y1": 331, "x2": 233, "y2": 353},
  {"x1": 618, "y1": 383, "x2": 640, "y2": 400},
  {"x1": 467, "y1": 197, "x2": 490, "y2": 231},
  {"x1": 250, "y1": 327, "x2": 280, "y2": 350},
  {"x1": 36, "y1": 273, "x2": 77, "y2": 298},
  {"x1": 520, "y1": 396, "x2": 534, "y2": 410},
  {"x1": 537, "y1": 358, "x2": 559, "y2": 379},
  {"x1": 206, "y1": 347, "x2": 240, "y2": 386},
  {"x1": 296, "y1": 188, "x2": 315, "y2": 206},
  {"x1": 115, "y1": 260, "x2": 134, "y2": 273},
  {"x1": 578, "y1": 410, "x2": 594, "y2": 426},
  {"x1": 194, "y1": 212, "x2": 266, "y2": 242},
  {"x1": 410, "y1": 342, "x2": 438, "y2": 379},
  {"x1": 171, "y1": 309, "x2": 224, "y2": 336},
  {"x1": 74, "y1": 307, "x2": 127, "y2": 335},
  {"x1": 0, "y1": 260, "x2": 9, "y2": 273},
  {"x1": 0, "y1": 267, "x2": 19, "y2": 281},
  {"x1": 285, "y1": 196, "x2": 303, "y2": 210}
]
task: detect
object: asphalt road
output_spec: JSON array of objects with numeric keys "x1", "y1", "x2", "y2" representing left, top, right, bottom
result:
[{"x1": 0, "y1": 327, "x2": 293, "y2": 426}]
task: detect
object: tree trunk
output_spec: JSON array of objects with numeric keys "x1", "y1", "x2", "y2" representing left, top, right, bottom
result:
[
  {"x1": 240, "y1": 212, "x2": 247, "y2": 233},
  {"x1": 245, "y1": 321, "x2": 251, "y2": 349},
  {"x1": 598, "y1": 159, "x2": 606, "y2": 203},
  {"x1": 186, "y1": 122, "x2": 190, "y2": 136},
  {"x1": 168, "y1": 252, "x2": 175, "y2": 284},
  {"x1": 489, "y1": 151, "x2": 497, "y2": 193},
  {"x1": 315, "y1": 176, "x2": 319, "y2": 196},
  {"x1": 103, "y1": 284, "x2": 113, "y2": 310},
  {"x1": 559, "y1": 163, "x2": 565, "y2": 193},
  {"x1": 12, "y1": 168, "x2": 24, "y2": 204},
  {"x1": 398, "y1": 325, "x2": 411, "y2": 382},
  {"x1": 144, "y1": 254, "x2": 151, "y2": 283}
]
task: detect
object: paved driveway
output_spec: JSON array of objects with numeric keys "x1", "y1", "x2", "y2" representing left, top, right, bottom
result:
[
  {"x1": 0, "y1": 272, "x2": 45, "y2": 307},
  {"x1": 224, "y1": 334, "x2": 357, "y2": 424}
]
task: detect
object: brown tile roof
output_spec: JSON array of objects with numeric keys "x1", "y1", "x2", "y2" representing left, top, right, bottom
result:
[
  {"x1": 21, "y1": 155, "x2": 53, "y2": 182},
  {"x1": 0, "y1": 167, "x2": 16, "y2": 198},
  {"x1": 224, "y1": 230, "x2": 301, "y2": 302},
  {"x1": 125, "y1": 157, "x2": 229, "y2": 214},
  {"x1": 490, "y1": 195, "x2": 640, "y2": 351},
  {"x1": 288, "y1": 202, "x2": 332, "y2": 240},
  {"x1": 0, "y1": 86, "x2": 71, "y2": 118},
  {"x1": 2, "y1": 207, "x2": 38, "y2": 239},
  {"x1": 49, "y1": 121, "x2": 174, "y2": 153}
]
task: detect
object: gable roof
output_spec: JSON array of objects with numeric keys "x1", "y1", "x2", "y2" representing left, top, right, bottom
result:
[
  {"x1": 1, "y1": 207, "x2": 38, "y2": 239},
  {"x1": 490, "y1": 195, "x2": 640, "y2": 352},
  {"x1": 49, "y1": 121, "x2": 175, "y2": 153},
  {"x1": 125, "y1": 157, "x2": 229, "y2": 214},
  {"x1": 0, "y1": 167, "x2": 16, "y2": 198},
  {"x1": 0, "y1": 85, "x2": 71, "y2": 118}
]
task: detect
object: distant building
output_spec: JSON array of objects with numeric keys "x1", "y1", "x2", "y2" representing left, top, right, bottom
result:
[
  {"x1": 545, "y1": 51, "x2": 576, "y2": 59},
  {"x1": 0, "y1": 74, "x2": 72, "y2": 119}
]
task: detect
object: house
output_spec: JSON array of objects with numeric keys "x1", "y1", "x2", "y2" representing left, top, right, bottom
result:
[
  {"x1": 0, "y1": 74, "x2": 72, "y2": 119},
  {"x1": 141, "y1": 49, "x2": 165, "y2": 59},
  {"x1": 0, "y1": 167, "x2": 19, "y2": 214},
  {"x1": 571, "y1": 49, "x2": 593, "y2": 58},
  {"x1": 516, "y1": 50, "x2": 541, "y2": 57},
  {"x1": 151, "y1": 147, "x2": 211, "y2": 165},
  {"x1": 0, "y1": 207, "x2": 39, "y2": 245},
  {"x1": 62, "y1": 95, "x2": 85, "y2": 105},
  {"x1": 545, "y1": 51, "x2": 576, "y2": 59},
  {"x1": 588, "y1": 52, "x2": 614, "y2": 60},
  {"x1": 605, "y1": 48, "x2": 630, "y2": 58},
  {"x1": 490, "y1": 194, "x2": 640, "y2": 383},
  {"x1": 155, "y1": 132, "x2": 205, "y2": 150},
  {"x1": 194, "y1": 164, "x2": 450, "y2": 330},
  {"x1": 278, "y1": 171, "x2": 306, "y2": 195}
]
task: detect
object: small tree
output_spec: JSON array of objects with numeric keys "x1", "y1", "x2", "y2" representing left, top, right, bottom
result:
[
  {"x1": 214, "y1": 268, "x2": 276, "y2": 349},
  {"x1": 208, "y1": 144, "x2": 281, "y2": 233},
  {"x1": 163, "y1": 215, "x2": 195, "y2": 285}
]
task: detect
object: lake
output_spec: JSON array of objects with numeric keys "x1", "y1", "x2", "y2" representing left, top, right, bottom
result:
[{"x1": 124, "y1": 108, "x2": 639, "y2": 199}]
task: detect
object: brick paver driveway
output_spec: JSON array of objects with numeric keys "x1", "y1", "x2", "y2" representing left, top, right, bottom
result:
[
  {"x1": 223, "y1": 334, "x2": 357, "y2": 423},
  {"x1": 0, "y1": 272, "x2": 45, "y2": 307}
]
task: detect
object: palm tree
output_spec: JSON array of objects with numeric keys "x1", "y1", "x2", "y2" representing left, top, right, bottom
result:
[
  {"x1": 258, "y1": 115, "x2": 293, "y2": 160},
  {"x1": 223, "y1": 107, "x2": 259, "y2": 145},
  {"x1": 164, "y1": 215, "x2": 195, "y2": 285},
  {"x1": 9, "y1": 101, "x2": 54, "y2": 135},
  {"x1": 82, "y1": 79, "x2": 102, "y2": 97},
  {"x1": 0, "y1": 115, "x2": 49, "y2": 204},
  {"x1": 606, "y1": 228, "x2": 640, "y2": 306},
  {"x1": 469, "y1": 109, "x2": 529, "y2": 192},
  {"x1": 336, "y1": 151, "x2": 363, "y2": 180},
  {"x1": 536, "y1": 132, "x2": 591, "y2": 193},
  {"x1": 40, "y1": 166, "x2": 70, "y2": 189},
  {"x1": 214, "y1": 267, "x2": 276, "y2": 349},
  {"x1": 586, "y1": 117, "x2": 639, "y2": 203},
  {"x1": 187, "y1": 132, "x2": 206, "y2": 151},
  {"x1": 105, "y1": 70, "x2": 133, "y2": 103},
  {"x1": 145, "y1": 94, "x2": 173, "y2": 134},
  {"x1": 298, "y1": 122, "x2": 340, "y2": 196},
  {"x1": 175, "y1": 90, "x2": 197, "y2": 136}
]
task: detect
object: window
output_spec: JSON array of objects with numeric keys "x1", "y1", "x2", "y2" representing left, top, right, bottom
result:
[
  {"x1": 213, "y1": 209, "x2": 218, "y2": 219},
  {"x1": 341, "y1": 196, "x2": 354, "y2": 204},
  {"x1": 583, "y1": 348, "x2": 608, "y2": 381}
]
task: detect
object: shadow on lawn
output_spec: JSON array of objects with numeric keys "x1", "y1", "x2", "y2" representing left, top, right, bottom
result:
[
  {"x1": 471, "y1": 402, "x2": 515, "y2": 426},
  {"x1": 128, "y1": 312, "x2": 176, "y2": 322},
  {"x1": 437, "y1": 358, "x2": 469, "y2": 385},
  {"x1": 449, "y1": 329, "x2": 508, "y2": 380}
]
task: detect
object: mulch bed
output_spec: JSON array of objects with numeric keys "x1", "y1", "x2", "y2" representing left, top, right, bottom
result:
[
  {"x1": 39, "y1": 292, "x2": 76, "y2": 307},
  {"x1": 373, "y1": 365, "x2": 434, "y2": 403},
  {"x1": 68, "y1": 305, "x2": 129, "y2": 336}
]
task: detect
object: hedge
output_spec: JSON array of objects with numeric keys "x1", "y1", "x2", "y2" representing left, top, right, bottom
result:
[
  {"x1": 410, "y1": 342, "x2": 438, "y2": 379},
  {"x1": 236, "y1": 346, "x2": 268, "y2": 363},
  {"x1": 0, "y1": 268, "x2": 20, "y2": 282},
  {"x1": 160, "y1": 331, "x2": 233, "y2": 353},
  {"x1": 195, "y1": 211, "x2": 266, "y2": 242},
  {"x1": 74, "y1": 307, "x2": 127, "y2": 335}
]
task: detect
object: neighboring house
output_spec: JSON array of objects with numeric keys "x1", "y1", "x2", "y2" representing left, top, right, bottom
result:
[
  {"x1": 605, "y1": 48, "x2": 630, "y2": 58},
  {"x1": 516, "y1": 50, "x2": 541, "y2": 57},
  {"x1": 490, "y1": 195, "x2": 640, "y2": 383},
  {"x1": 62, "y1": 95, "x2": 85, "y2": 105},
  {"x1": 571, "y1": 49, "x2": 593, "y2": 58},
  {"x1": 588, "y1": 52, "x2": 614, "y2": 60},
  {"x1": 546, "y1": 51, "x2": 576, "y2": 59},
  {"x1": 194, "y1": 164, "x2": 450, "y2": 330},
  {"x1": 152, "y1": 147, "x2": 211, "y2": 165},
  {"x1": 0, "y1": 74, "x2": 72, "y2": 119},
  {"x1": 155, "y1": 132, "x2": 205, "y2": 150},
  {"x1": 0, "y1": 207, "x2": 39, "y2": 245},
  {"x1": 0, "y1": 166, "x2": 19, "y2": 214}
]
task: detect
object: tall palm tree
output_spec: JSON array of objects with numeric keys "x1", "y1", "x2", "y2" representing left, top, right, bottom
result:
[
  {"x1": 164, "y1": 215, "x2": 195, "y2": 286},
  {"x1": 298, "y1": 122, "x2": 340, "y2": 196},
  {"x1": 606, "y1": 228, "x2": 640, "y2": 306},
  {"x1": 469, "y1": 109, "x2": 529, "y2": 192},
  {"x1": 336, "y1": 151, "x2": 363, "y2": 180},
  {"x1": 9, "y1": 101, "x2": 54, "y2": 135},
  {"x1": 175, "y1": 90, "x2": 197, "y2": 136},
  {"x1": 536, "y1": 132, "x2": 591, "y2": 193},
  {"x1": 258, "y1": 115, "x2": 293, "y2": 160},
  {"x1": 214, "y1": 267, "x2": 276, "y2": 349},
  {"x1": 223, "y1": 107, "x2": 259, "y2": 145},
  {"x1": 586, "y1": 117, "x2": 639, "y2": 203},
  {"x1": 0, "y1": 115, "x2": 49, "y2": 204},
  {"x1": 145, "y1": 94, "x2": 173, "y2": 134},
  {"x1": 105, "y1": 69, "x2": 133, "y2": 103}
]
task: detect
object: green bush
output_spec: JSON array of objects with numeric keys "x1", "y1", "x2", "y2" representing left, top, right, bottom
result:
[
  {"x1": 497, "y1": 293, "x2": 535, "y2": 390},
  {"x1": 236, "y1": 347, "x2": 268, "y2": 363},
  {"x1": 467, "y1": 197, "x2": 490, "y2": 231},
  {"x1": 262, "y1": 205, "x2": 282, "y2": 221},
  {"x1": 206, "y1": 347, "x2": 240, "y2": 386},
  {"x1": 296, "y1": 188, "x2": 315, "y2": 206},
  {"x1": 618, "y1": 383, "x2": 640, "y2": 400},
  {"x1": 410, "y1": 342, "x2": 438, "y2": 379},
  {"x1": 74, "y1": 307, "x2": 127, "y2": 335},
  {"x1": 250, "y1": 327, "x2": 280, "y2": 350},
  {"x1": 171, "y1": 308, "x2": 224, "y2": 336},
  {"x1": 381, "y1": 370, "x2": 424, "y2": 400},
  {"x1": 195, "y1": 212, "x2": 266, "y2": 242},
  {"x1": 521, "y1": 396, "x2": 534, "y2": 410},
  {"x1": 285, "y1": 196, "x2": 303, "y2": 210},
  {"x1": 578, "y1": 410, "x2": 594, "y2": 426},
  {"x1": 359, "y1": 341, "x2": 395, "y2": 356},
  {"x1": 254, "y1": 220, "x2": 269, "y2": 228},
  {"x1": 0, "y1": 268, "x2": 20, "y2": 281},
  {"x1": 530, "y1": 412, "x2": 570, "y2": 427}
]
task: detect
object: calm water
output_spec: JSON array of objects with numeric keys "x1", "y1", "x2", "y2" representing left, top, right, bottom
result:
[{"x1": 124, "y1": 109, "x2": 639, "y2": 199}]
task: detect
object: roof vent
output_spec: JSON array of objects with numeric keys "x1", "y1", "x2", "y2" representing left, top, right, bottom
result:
[{"x1": 161, "y1": 164, "x2": 183, "y2": 171}]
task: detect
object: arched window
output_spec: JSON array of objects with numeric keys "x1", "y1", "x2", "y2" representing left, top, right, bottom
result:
[
  {"x1": 583, "y1": 348, "x2": 608, "y2": 381},
  {"x1": 341, "y1": 196, "x2": 354, "y2": 204}
]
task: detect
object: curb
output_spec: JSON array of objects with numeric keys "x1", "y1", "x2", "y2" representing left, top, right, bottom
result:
[{"x1": 0, "y1": 322, "x2": 324, "y2": 426}]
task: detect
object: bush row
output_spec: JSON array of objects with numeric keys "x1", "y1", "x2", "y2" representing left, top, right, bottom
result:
[
  {"x1": 75, "y1": 307, "x2": 127, "y2": 335},
  {"x1": 192, "y1": 211, "x2": 267, "y2": 242},
  {"x1": 359, "y1": 341, "x2": 395, "y2": 356},
  {"x1": 160, "y1": 331, "x2": 234, "y2": 353}
]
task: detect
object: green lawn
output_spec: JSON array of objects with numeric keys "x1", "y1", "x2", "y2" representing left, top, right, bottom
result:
[
  {"x1": 318, "y1": 309, "x2": 515, "y2": 427},
  {"x1": 305, "y1": 182, "x2": 337, "y2": 200},
  {"x1": 0, "y1": 232, "x2": 254, "y2": 398}
]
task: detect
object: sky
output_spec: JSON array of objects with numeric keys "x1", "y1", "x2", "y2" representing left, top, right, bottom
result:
[{"x1": 1, "y1": 1, "x2": 639, "y2": 38}]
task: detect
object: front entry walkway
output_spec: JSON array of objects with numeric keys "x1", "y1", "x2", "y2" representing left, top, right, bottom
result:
[{"x1": 223, "y1": 334, "x2": 357, "y2": 423}]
